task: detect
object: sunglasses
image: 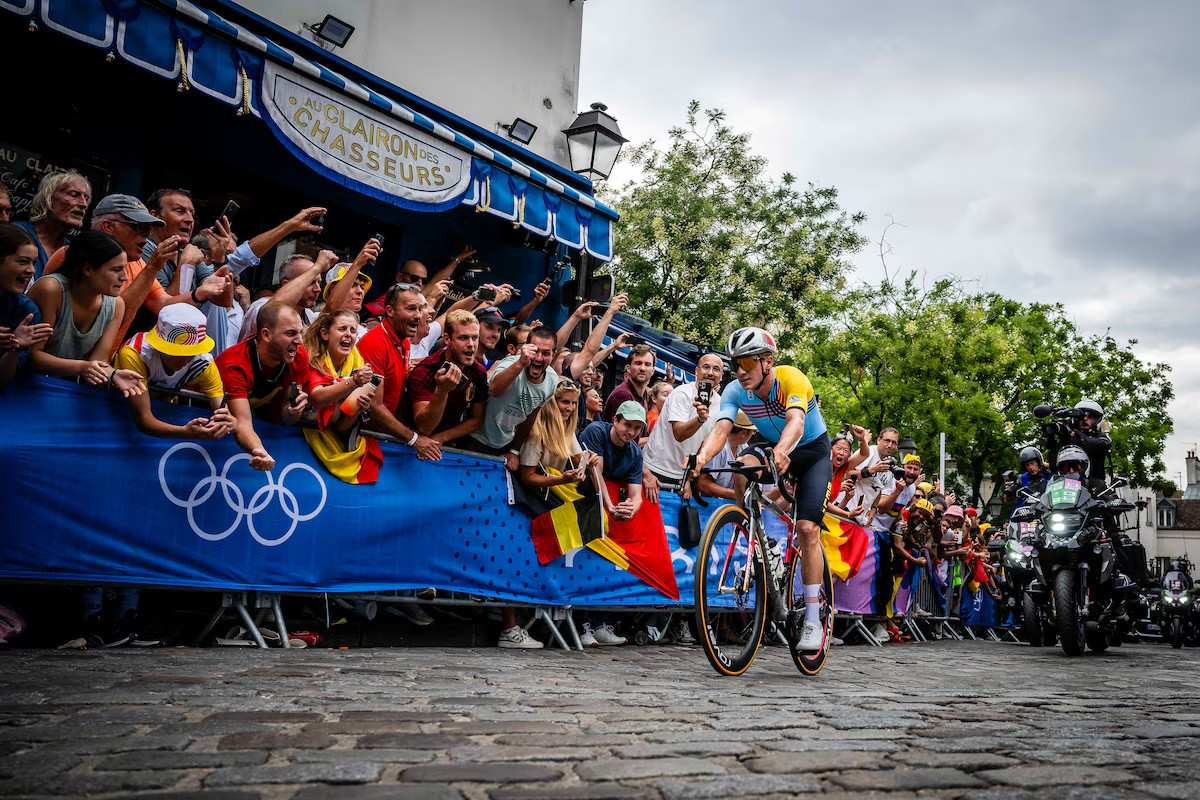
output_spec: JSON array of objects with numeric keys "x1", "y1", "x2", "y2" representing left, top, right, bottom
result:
[
  {"x1": 397, "y1": 271, "x2": 426, "y2": 285},
  {"x1": 558, "y1": 378, "x2": 580, "y2": 390},
  {"x1": 734, "y1": 356, "x2": 762, "y2": 373},
  {"x1": 115, "y1": 219, "x2": 155, "y2": 236}
]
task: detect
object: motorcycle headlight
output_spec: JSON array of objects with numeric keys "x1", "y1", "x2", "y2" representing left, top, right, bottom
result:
[
  {"x1": 1164, "y1": 595, "x2": 1175, "y2": 605},
  {"x1": 1045, "y1": 511, "x2": 1084, "y2": 539}
]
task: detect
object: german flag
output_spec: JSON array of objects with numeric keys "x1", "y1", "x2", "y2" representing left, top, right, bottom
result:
[{"x1": 529, "y1": 470, "x2": 628, "y2": 568}]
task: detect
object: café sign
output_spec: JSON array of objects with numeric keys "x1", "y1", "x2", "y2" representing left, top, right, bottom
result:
[{"x1": 260, "y1": 62, "x2": 472, "y2": 210}]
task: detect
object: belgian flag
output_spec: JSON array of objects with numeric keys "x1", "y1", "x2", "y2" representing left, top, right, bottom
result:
[{"x1": 529, "y1": 470, "x2": 629, "y2": 568}]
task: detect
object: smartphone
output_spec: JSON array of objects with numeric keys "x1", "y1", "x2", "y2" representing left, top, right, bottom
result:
[
  {"x1": 369, "y1": 374, "x2": 383, "y2": 387},
  {"x1": 626, "y1": 336, "x2": 646, "y2": 346},
  {"x1": 217, "y1": 200, "x2": 240, "y2": 227},
  {"x1": 591, "y1": 303, "x2": 610, "y2": 314},
  {"x1": 217, "y1": 394, "x2": 229, "y2": 411},
  {"x1": 697, "y1": 380, "x2": 712, "y2": 406},
  {"x1": 619, "y1": 487, "x2": 629, "y2": 503},
  {"x1": 312, "y1": 212, "x2": 325, "y2": 228},
  {"x1": 368, "y1": 233, "x2": 384, "y2": 267},
  {"x1": 437, "y1": 362, "x2": 453, "y2": 375},
  {"x1": 288, "y1": 383, "x2": 300, "y2": 406},
  {"x1": 475, "y1": 286, "x2": 497, "y2": 302}
]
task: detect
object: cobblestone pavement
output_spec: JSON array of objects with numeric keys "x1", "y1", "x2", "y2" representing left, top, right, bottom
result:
[{"x1": 1, "y1": 639, "x2": 1199, "y2": 799}]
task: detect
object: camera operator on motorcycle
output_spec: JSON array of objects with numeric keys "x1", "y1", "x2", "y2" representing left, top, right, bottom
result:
[{"x1": 1044, "y1": 399, "x2": 1111, "y2": 491}]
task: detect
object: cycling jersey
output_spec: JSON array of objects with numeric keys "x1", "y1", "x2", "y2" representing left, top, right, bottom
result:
[{"x1": 716, "y1": 365, "x2": 827, "y2": 446}]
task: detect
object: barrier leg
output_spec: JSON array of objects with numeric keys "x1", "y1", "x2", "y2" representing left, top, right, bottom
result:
[
  {"x1": 533, "y1": 606, "x2": 573, "y2": 651},
  {"x1": 234, "y1": 596, "x2": 268, "y2": 649},
  {"x1": 564, "y1": 609, "x2": 583, "y2": 651},
  {"x1": 269, "y1": 594, "x2": 290, "y2": 649},
  {"x1": 193, "y1": 595, "x2": 231, "y2": 646}
]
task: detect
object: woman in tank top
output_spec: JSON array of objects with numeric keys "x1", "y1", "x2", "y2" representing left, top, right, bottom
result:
[{"x1": 27, "y1": 230, "x2": 145, "y2": 397}]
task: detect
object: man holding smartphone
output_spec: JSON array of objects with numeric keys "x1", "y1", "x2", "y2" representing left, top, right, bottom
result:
[
  {"x1": 404, "y1": 310, "x2": 487, "y2": 445},
  {"x1": 643, "y1": 352, "x2": 725, "y2": 496}
]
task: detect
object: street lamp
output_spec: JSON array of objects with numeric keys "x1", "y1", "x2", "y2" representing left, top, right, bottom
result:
[
  {"x1": 897, "y1": 436, "x2": 917, "y2": 460},
  {"x1": 562, "y1": 102, "x2": 627, "y2": 180}
]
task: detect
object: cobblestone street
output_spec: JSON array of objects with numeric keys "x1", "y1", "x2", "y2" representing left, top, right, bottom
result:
[{"x1": 1, "y1": 639, "x2": 1198, "y2": 799}]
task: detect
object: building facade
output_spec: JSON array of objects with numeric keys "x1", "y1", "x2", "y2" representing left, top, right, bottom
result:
[{"x1": 237, "y1": 0, "x2": 586, "y2": 168}]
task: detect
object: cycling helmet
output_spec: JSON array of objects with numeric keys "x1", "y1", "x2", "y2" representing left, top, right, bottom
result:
[
  {"x1": 1018, "y1": 445, "x2": 1044, "y2": 469},
  {"x1": 911, "y1": 498, "x2": 934, "y2": 517},
  {"x1": 1056, "y1": 444, "x2": 1089, "y2": 477},
  {"x1": 726, "y1": 326, "x2": 777, "y2": 359},
  {"x1": 1074, "y1": 399, "x2": 1105, "y2": 422}
]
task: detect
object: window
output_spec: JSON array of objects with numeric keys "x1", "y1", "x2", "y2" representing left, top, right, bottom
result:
[{"x1": 1159, "y1": 507, "x2": 1176, "y2": 528}]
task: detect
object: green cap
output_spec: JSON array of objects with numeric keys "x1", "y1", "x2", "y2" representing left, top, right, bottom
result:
[{"x1": 615, "y1": 400, "x2": 647, "y2": 424}]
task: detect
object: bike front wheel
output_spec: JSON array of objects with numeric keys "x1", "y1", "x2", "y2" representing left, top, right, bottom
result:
[
  {"x1": 694, "y1": 504, "x2": 768, "y2": 677},
  {"x1": 784, "y1": 544, "x2": 835, "y2": 676}
]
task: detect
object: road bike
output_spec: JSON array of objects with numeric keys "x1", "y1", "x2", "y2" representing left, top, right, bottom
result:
[{"x1": 684, "y1": 456, "x2": 834, "y2": 677}]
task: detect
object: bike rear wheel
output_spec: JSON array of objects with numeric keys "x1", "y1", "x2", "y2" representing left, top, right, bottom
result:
[
  {"x1": 783, "y1": 545, "x2": 834, "y2": 675},
  {"x1": 694, "y1": 504, "x2": 767, "y2": 677}
]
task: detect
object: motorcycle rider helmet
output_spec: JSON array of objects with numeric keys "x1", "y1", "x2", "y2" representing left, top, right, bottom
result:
[
  {"x1": 1056, "y1": 444, "x2": 1089, "y2": 477},
  {"x1": 1074, "y1": 399, "x2": 1105, "y2": 423},
  {"x1": 1018, "y1": 445, "x2": 1044, "y2": 471},
  {"x1": 726, "y1": 327, "x2": 777, "y2": 359}
]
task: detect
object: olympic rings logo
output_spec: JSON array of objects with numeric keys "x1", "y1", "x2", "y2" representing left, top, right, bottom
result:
[{"x1": 157, "y1": 442, "x2": 327, "y2": 547}]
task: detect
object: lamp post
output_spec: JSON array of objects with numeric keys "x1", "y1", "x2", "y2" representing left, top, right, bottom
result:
[
  {"x1": 563, "y1": 102, "x2": 627, "y2": 181},
  {"x1": 898, "y1": 436, "x2": 917, "y2": 460}
]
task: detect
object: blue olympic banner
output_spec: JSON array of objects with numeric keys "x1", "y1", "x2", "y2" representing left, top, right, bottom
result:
[{"x1": 0, "y1": 377, "x2": 723, "y2": 607}]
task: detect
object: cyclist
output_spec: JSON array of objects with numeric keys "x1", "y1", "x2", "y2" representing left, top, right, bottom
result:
[{"x1": 683, "y1": 326, "x2": 831, "y2": 652}]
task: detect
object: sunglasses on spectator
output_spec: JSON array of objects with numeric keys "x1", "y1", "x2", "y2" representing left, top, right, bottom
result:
[
  {"x1": 558, "y1": 379, "x2": 580, "y2": 390},
  {"x1": 114, "y1": 219, "x2": 155, "y2": 236},
  {"x1": 397, "y1": 271, "x2": 425, "y2": 285},
  {"x1": 734, "y1": 356, "x2": 762, "y2": 372}
]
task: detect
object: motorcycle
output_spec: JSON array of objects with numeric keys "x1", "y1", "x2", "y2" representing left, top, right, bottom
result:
[
  {"x1": 1017, "y1": 474, "x2": 1137, "y2": 656},
  {"x1": 1000, "y1": 506, "x2": 1055, "y2": 647},
  {"x1": 1158, "y1": 574, "x2": 1196, "y2": 649}
]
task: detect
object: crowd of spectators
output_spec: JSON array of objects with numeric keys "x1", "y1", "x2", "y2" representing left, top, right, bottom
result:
[{"x1": 0, "y1": 171, "x2": 1015, "y2": 651}]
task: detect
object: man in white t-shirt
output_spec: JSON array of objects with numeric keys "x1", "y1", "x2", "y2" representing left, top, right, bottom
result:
[
  {"x1": 871, "y1": 454, "x2": 922, "y2": 533},
  {"x1": 847, "y1": 427, "x2": 901, "y2": 528},
  {"x1": 642, "y1": 353, "x2": 725, "y2": 494},
  {"x1": 468, "y1": 326, "x2": 558, "y2": 470},
  {"x1": 696, "y1": 411, "x2": 757, "y2": 501}
]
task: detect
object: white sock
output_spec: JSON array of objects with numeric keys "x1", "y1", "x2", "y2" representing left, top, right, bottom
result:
[{"x1": 803, "y1": 584, "x2": 822, "y2": 624}]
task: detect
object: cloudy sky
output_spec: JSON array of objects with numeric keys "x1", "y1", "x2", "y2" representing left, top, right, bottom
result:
[{"x1": 580, "y1": 0, "x2": 1200, "y2": 485}]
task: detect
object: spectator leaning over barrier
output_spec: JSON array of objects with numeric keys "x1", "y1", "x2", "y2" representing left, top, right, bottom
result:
[
  {"x1": 827, "y1": 425, "x2": 871, "y2": 518},
  {"x1": 215, "y1": 301, "x2": 311, "y2": 471},
  {"x1": 112, "y1": 304, "x2": 236, "y2": 440},
  {"x1": 239, "y1": 250, "x2": 333, "y2": 341},
  {"x1": 468, "y1": 325, "x2": 559, "y2": 470},
  {"x1": 695, "y1": 411, "x2": 758, "y2": 501},
  {"x1": 356, "y1": 282, "x2": 441, "y2": 461},
  {"x1": 405, "y1": 309, "x2": 488, "y2": 445},
  {"x1": 846, "y1": 426, "x2": 901, "y2": 528},
  {"x1": 642, "y1": 352, "x2": 724, "y2": 497},
  {"x1": 0, "y1": 224, "x2": 53, "y2": 389},
  {"x1": 27, "y1": 231, "x2": 145, "y2": 397},
  {"x1": 14, "y1": 170, "x2": 91, "y2": 280},
  {"x1": 506, "y1": 378, "x2": 597, "y2": 649},
  {"x1": 603, "y1": 343, "x2": 656, "y2": 423}
]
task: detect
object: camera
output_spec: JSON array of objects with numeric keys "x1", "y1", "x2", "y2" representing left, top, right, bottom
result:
[
  {"x1": 473, "y1": 287, "x2": 497, "y2": 302},
  {"x1": 883, "y1": 456, "x2": 905, "y2": 479}
]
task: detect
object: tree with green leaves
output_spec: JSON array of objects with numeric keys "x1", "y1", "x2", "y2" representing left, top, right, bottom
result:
[
  {"x1": 601, "y1": 101, "x2": 867, "y2": 352},
  {"x1": 809, "y1": 273, "x2": 1173, "y2": 510}
]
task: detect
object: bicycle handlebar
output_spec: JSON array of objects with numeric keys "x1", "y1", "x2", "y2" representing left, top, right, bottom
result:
[{"x1": 683, "y1": 454, "x2": 795, "y2": 508}]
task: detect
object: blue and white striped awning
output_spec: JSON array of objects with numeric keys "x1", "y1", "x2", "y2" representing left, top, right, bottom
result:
[{"x1": 3, "y1": 0, "x2": 616, "y2": 261}]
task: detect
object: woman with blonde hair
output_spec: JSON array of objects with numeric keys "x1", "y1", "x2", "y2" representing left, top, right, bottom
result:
[
  {"x1": 518, "y1": 377, "x2": 590, "y2": 491},
  {"x1": 300, "y1": 309, "x2": 382, "y2": 484}
]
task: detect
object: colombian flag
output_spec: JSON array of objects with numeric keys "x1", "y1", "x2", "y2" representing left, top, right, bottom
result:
[{"x1": 820, "y1": 513, "x2": 871, "y2": 581}]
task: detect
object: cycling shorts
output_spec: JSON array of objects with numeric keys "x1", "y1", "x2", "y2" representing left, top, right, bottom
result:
[{"x1": 743, "y1": 437, "x2": 832, "y2": 528}]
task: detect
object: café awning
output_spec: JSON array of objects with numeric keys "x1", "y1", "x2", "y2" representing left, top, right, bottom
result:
[{"x1": 7, "y1": 0, "x2": 616, "y2": 260}]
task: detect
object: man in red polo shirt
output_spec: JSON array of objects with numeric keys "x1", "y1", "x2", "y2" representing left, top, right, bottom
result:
[
  {"x1": 357, "y1": 282, "x2": 441, "y2": 461},
  {"x1": 405, "y1": 309, "x2": 488, "y2": 446},
  {"x1": 215, "y1": 301, "x2": 312, "y2": 471}
]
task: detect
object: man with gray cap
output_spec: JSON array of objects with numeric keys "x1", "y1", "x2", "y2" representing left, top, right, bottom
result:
[{"x1": 43, "y1": 194, "x2": 229, "y2": 342}]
